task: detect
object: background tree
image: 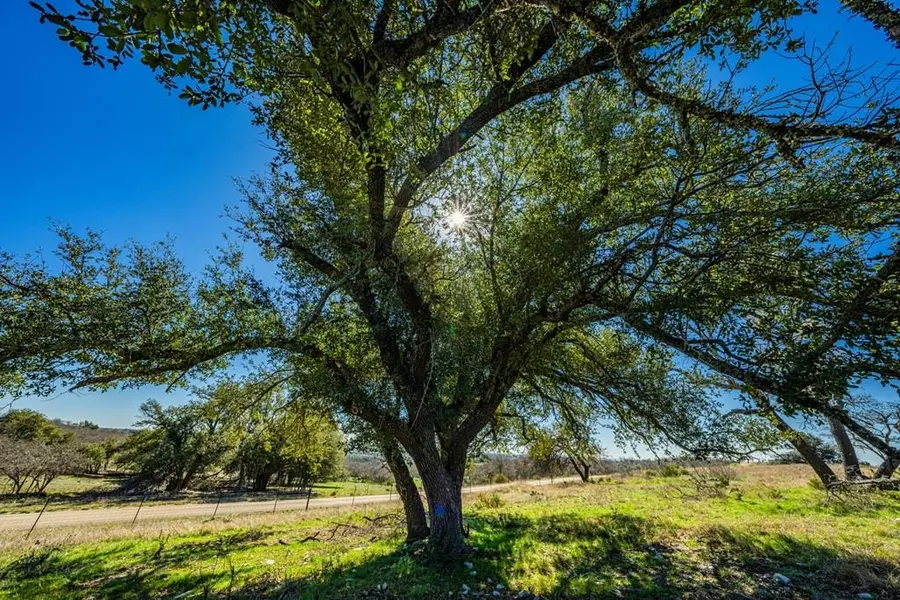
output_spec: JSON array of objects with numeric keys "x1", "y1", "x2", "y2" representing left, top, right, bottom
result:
[
  {"x1": 0, "y1": 427, "x2": 79, "y2": 495},
  {"x1": 77, "y1": 443, "x2": 106, "y2": 475},
  {"x1": 118, "y1": 399, "x2": 231, "y2": 492},
  {"x1": 0, "y1": 409, "x2": 72, "y2": 444},
  {"x1": 229, "y1": 389, "x2": 344, "y2": 491}
]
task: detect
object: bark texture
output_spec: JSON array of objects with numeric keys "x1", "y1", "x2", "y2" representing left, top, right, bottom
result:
[{"x1": 380, "y1": 438, "x2": 429, "y2": 541}]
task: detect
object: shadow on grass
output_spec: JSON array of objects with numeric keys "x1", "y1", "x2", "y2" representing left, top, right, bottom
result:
[
  {"x1": 2, "y1": 511, "x2": 897, "y2": 599},
  {"x1": 0, "y1": 529, "x2": 266, "y2": 599}
]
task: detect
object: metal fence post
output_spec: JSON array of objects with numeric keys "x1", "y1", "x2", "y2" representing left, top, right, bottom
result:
[
  {"x1": 131, "y1": 496, "x2": 145, "y2": 528},
  {"x1": 26, "y1": 496, "x2": 51, "y2": 540},
  {"x1": 272, "y1": 489, "x2": 279, "y2": 513},
  {"x1": 212, "y1": 492, "x2": 222, "y2": 519}
]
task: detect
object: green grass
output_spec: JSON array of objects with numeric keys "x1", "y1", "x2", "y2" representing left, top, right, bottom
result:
[
  {"x1": 309, "y1": 480, "x2": 395, "y2": 498},
  {"x1": 1, "y1": 464, "x2": 898, "y2": 599}
]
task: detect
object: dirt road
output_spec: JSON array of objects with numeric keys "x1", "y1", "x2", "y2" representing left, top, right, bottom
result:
[{"x1": 0, "y1": 476, "x2": 579, "y2": 532}]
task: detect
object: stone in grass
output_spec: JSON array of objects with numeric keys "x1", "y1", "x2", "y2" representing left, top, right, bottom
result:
[
  {"x1": 464, "y1": 562, "x2": 474, "y2": 569},
  {"x1": 773, "y1": 573, "x2": 791, "y2": 586},
  {"x1": 516, "y1": 591, "x2": 532, "y2": 599},
  {"x1": 856, "y1": 594, "x2": 873, "y2": 599}
]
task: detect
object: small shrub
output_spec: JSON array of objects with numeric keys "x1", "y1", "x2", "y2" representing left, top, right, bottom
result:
[
  {"x1": 491, "y1": 472, "x2": 509, "y2": 484},
  {"x1": 686, "y1": 464, "x2": 736, "y2": 498},
  {"x1": 393, "y1": 555, "x2": 415, "y2": 577},
  {"x1": 473, "y1": 492, "x2": 504, "y2": 510},
  {"x1": 651, "y1": 464, "x2": 687, "y2": 478},
  {"x1": 765, "y1": 487, "x2": 785, "y2": 500},
  {"x1": 808, "y1": 478, "x2": 825, "y2": 491}
]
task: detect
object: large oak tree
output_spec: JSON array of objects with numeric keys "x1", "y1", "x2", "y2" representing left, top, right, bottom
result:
[{"x1": 3, "y1": 1, "x2": 900, "y2": 556}]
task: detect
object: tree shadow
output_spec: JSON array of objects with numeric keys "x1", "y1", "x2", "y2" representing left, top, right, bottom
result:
[
  {"x1": 0, "y1": 529, "x2": 266, "y2": 599},
  {"x1": 2, "y1": 511, "x2": 897, "y2": 599}
]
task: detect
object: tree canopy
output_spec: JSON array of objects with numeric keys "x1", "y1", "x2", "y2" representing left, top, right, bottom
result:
[{"x1": 3, "y1": 0, "x2": 900, "y2": 556}]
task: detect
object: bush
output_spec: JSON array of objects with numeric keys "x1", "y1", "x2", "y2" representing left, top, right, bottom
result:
[
  {"x1": 649, "y1": 464, "x2": 687, "y2": 478},
  {"x1": 686, "y1": 464, "x2": 736, "y2": 498},
  {"x1": 473, "y1": 492, "x2": 504, "y2": 510},
  {"x1": 491, "y1": 472, "x2": 509, "y2": 484}
]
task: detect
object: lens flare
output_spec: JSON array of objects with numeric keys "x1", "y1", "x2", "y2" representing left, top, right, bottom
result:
[{"x1": 446, "y1": 209, "x2": 469, "y2": 230}]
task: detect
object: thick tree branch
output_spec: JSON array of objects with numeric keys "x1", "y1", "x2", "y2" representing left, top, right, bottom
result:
[
  {"x1": 842, "y1": 0, "x2": 900, "y2": 47},
  {"x1": 385, "y1": 28, "x2": 614, "y2": 244}
]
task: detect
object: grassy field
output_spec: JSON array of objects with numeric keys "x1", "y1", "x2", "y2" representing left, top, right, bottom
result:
[
  {"x1": 0, "y1": 477, "x2": 397, "y2": 514},
  {"x1": 0, "y1": 464, "x2": 897, "y2": 599}
]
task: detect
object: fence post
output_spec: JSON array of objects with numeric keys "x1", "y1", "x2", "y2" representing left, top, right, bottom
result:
[
  {"x1": 212, "y1": 492, "x2": 222, "y2": 519},
  {"x1": 351, "y1": 484, "x2": 357, "y2": 506},
  {"x1": 305, "y1": 486, "x2": 313, "y2": 511},
  {"x1": 272, "y1": 489, "x2": 279, "y2": 514},
  {"x1": 26, "y1": 496, "x2": 51, "y2": 540},
  {"x1": 131, "y1": 496, "x2": 145, "y2": 528}
]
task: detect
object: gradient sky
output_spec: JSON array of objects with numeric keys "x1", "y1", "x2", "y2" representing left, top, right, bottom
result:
[{"x1": 0, "y1": 2, "x2": 896, "y2": 456}]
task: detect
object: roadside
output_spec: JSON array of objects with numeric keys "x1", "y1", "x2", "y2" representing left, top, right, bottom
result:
[{"x1": 0, "y1": 476, "x2": 579, "y2": 532}]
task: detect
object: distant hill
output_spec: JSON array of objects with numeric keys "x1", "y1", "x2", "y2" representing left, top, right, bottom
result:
[{"x1": 50, "y1": 419, "x2": 135, "y2": 444}]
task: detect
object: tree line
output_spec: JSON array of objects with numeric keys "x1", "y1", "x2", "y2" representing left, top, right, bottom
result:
[
  {"x1": 0, "y1": 409, "x2": 116, "y2": 494},
  {"x1": 0, "y1": 384, "x2": 345, "y2": 496}
]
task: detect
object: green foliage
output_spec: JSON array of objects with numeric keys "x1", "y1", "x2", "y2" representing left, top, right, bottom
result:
[
  {"x1": 229, "y1": 386, "x2": 344, "y2": 491},
  {"x1": 0, "y1": 410, "x2": 71, "y2": 444},
  {"x1": 473, "y1": 492, "x2": 504, "y2": 510},
  {"x1": 115, "y1": 381, "x2": 344, "y2": 493},
  {"x1": 77, "y1": 443, "x2": 105, "y2": 475},
  {"x1": 655, "y1": 464, "x2": 687, "y2": 478},
  {"x1": 118, "y1": 399, "x2": 232, "y2": 492},
  {"x1": 7, "y1": 0, "x2": 900, "y2": 551}
]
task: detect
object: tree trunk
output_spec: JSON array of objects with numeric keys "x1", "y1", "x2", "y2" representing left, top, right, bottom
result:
[
  {"x1": 379, "y1": 438, "x2": 429, "y2": 542},
  {"x1": 873, "y1": 456, "x2": 899, "y2": 479},
  {"x1": 747, "y1": 394, "x2": 840, "y2": 487},
  {"x1": 252, "y1": 469, "x2": 273, "y2": 492},
  {"x1": 568, "y1": 454, "x2": 590, "y2": 482},
  {"x1": 412, "y1": 450, "x2": 468, "y2": 559},
  {"x1": 828, "y1": 416, "x2": 866, "y2": 480},
  {"x1": 766, "y1": 411, "x2": 839, "y2": 486}
]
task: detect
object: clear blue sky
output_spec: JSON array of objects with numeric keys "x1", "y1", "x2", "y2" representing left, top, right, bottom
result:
[
  {"x1": 0, "y1": 1, "x2": 895, "y2": 450},
  {"x1": 1, "y1": 1, "x2": 273, "y2": 426}
]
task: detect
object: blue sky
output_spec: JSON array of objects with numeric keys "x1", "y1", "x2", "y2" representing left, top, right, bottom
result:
[
  {"x1": 1, "y1": 1, "x2": 273, "y2": 425},
  {"x1": 0, "y1": 1, "x2": 896, "y2": 454}
]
